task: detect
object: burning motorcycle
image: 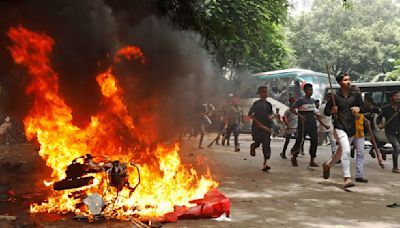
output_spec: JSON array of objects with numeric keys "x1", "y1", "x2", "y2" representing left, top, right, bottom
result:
[{"x1": 53, "y1": 154, "x2": 140, "y2": 193}]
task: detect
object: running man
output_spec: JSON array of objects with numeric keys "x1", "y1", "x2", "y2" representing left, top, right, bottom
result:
[
  {"x1": 281, "y1": 97, "x2": 298, "y2": 159},
  {"x1": 290, "y1": 83, "x2": 327, "y2": 167},
  {"x1": 248, "y1": 86, "x2": 273, "y2": 172},
  {"x1": 318, "y1": 93, "x2": 337, "y2": 155},
  {"x1": 322, "y1": 72, "x2": 364, "y2": 188},
  {"x1": 377, "y1": 91, "x2": 400, "y2": 173}
]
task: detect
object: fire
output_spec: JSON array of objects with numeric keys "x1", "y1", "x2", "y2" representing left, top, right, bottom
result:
[{"x1": 7, "y1": 26, "x2": 217, "y2": 219}]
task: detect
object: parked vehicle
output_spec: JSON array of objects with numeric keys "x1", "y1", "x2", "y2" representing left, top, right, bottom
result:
[{"x1": 240, "y1": 68, "x2": 336, "y2": 133}]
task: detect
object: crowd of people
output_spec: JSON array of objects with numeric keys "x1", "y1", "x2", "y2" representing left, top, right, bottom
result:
[{"x1": 191, "y1": 72, "x2": 400, "y2": 188}]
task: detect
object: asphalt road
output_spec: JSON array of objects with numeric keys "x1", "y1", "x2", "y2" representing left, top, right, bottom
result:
[
  {"x1": 167, "y1": 133, "x2": 400, "y2": 228},
  {"x1": 1, "y1": 134, "x2": 400, "y2": 228}
]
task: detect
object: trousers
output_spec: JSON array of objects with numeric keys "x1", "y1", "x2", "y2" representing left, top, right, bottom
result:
[
  {"x1": 318, "y1": 131, "x2": 337, "y2": 153},
  {"x1": 225, "y1": 123, "x2": 240, "y2": 146},
  {"x1": 253, "y1": 136, "x2": 271, "y2": 160},
  {"x1": 386, "y1": 133, "x2": 400, "y2": 169},
  {"x1": 353, "y1": 137, "x2": 365, "y2": 178},
  {"x1": 327, "y1": 129, "x2": 354, "y2": 178},
  {"x1": 291, "y1": 121, "x2": 318, "y2": 158}
]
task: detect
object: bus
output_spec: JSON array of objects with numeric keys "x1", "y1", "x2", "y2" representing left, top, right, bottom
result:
[{"x1": 240, "y1": 68, "x2": 337, "y2": 133}]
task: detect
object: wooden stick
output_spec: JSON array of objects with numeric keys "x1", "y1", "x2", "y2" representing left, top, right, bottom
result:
[
  {"x1": 325, "y1": 64, "x2": 336, "y2": 107},
  {"x1": 383, "y1": 111, "x2": 399, "y2": 128},
  {"x1": 365, "y1": 119, "x2": 385, "y2": 169},
  {"x1": 207, "y1": 128, "x2": 226, "y2": 148}
]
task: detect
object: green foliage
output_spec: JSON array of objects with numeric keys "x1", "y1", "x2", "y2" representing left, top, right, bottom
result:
[
  {"x1": 157, "y1": 0, "x2": 290, "y2": 76},
  {"x1": 342, "y1": 0, "x2": 354, "y2": 9},
  {"x1": 386, "y1": 58, "x2": 400, "y2": 81},
  {"x1": 287, "y1": 0, "x2": 400, "y2": 82}
]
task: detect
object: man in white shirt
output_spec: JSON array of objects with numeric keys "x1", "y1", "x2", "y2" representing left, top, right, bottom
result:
[{"x1": 318, "y1": 94, "x2": 336, "y2": 155}]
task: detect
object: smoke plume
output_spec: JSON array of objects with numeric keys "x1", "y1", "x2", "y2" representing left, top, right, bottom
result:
[{"x1": 0, "y1": 0, "x2": 220, "y2": 142}]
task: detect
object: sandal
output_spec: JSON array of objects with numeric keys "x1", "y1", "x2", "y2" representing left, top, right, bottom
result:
[
  {"x1": 250, "y1": 143, "x2": 256, "y2": 157},
  {"x1": 262, "y1": 165, "x2": 271, "y2": 172},
  {"x1": 344, "y1": 178, "x2": 355, "y2": 188},
  {"x1": 322, "y1": 162, "x2": 330, "y2": 179},
  {"x1": 291, "y1": 156, "x2": 298, "y2": 167},
  {"x1": 387, "y1": 203, "x2": 400, "y2": 208}
]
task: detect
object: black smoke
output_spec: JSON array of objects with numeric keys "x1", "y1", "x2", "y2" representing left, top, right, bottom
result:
[{"x1": 0, "y1": 0, "x2": 220, "y2": 141}]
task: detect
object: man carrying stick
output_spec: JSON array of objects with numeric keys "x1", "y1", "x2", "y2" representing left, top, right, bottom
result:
[
  {"x1": 377, "y1": 91, "x2": 400, "y2": 173},
  {"x1": 248, "y1": 86, "x2": 273, "y2": 171},
  {"x1": 322, "y1": 72, "x2": 364, "y2": 188}
]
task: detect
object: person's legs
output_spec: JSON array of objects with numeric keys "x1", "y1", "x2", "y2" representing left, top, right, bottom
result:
[
  {"x1": 324, "y1": 129, "x2": 353, "y2": 185},
  {"x1": 281, "y1": 133, "x2": 291, "y2": 159},
  {"x1": 261, "y1": 135, "x2": 272, "y2": 171},
  {"x1": 327, "y1": 143, "x2": 342, "y2": 167},
  {"x1": 224, "y1": 125, "x2": 233, "y2": 144},
  {"x1": 290, "y1": 122, "x2": 304, "y2": 166},
  {"x1": 318, "y1": 131, "x2": 326, "y2": 146},
  {"x1": 300, "y1": 139, "x2": 305, "y2": 155},
  {"x1": 308, "y1": 127, "x2": 319, "y2": 166},
  {"x1": 338, "y1": 133, "x2": 352, "y2": 179},
  {"x1": 262, "y1": 137, "x2": 271, "y2": 160},
  {"x1": 198, "y1": 124, "x2": 206, "y2": 149},
  {"x1": 354, "y1": 137, "x2": 365, "y2": 179},
  {"x1": 394, "y1": 135, "x2": 400, "y2": 172},
  {"x1": 323, "y1": 139, "x2": 339, "y2": 179},
  {"x1": 327, "y1": 131, "x2": 337, "y2": 154},
  {"x1": 233, "y1": 124, "x2": 240, "y2": 151},
  {"x1": 324, "y1": 129, "x2": 354, "y2": 184},
  {"x1": 386, "y1": 133, "x2": 400, "y2": 171},
  {"x1": 253, "y1": 141, "x2": 261, "y2": 148},
  {"x1": 250, "y1": 135, "x2": 261, "y2": 156},
  {"x1": 232, "y1": 124, "x2": 239, "y2": 145},
  {"x1": 215, "y1": 122, "x2": 225, "y2": 145},
  {"x1": 226, "y1": 128, "x2": 231, "y2": 146},
  {"x1": 221, "y1": 129, "x2": 227, "y2": 145}
]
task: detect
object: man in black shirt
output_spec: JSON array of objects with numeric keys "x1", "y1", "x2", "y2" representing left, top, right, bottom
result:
[
  {"x1": 322, "y1": 72, "x2": 363, "y2": 188},
  {"x1": 377, "y1": 91, "x2": 400, "y2": 173},
  {"x1": 364, "y1": 95, "x2": 380, "y2": 123},
  {"x1": 248, "y1": 86, "x2": 273, "y2": 171},
  {"x1": 363, "y1": 95, "x2": 384, "y2": 158}
]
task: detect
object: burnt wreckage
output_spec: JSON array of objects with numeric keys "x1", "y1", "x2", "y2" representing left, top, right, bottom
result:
[{"x1": 53, "y1": 154, "x2": 140, "y2": 193}]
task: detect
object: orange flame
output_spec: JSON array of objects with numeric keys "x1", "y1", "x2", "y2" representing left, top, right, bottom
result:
[{"x1": 7, "y1": 26, "x2": 217, "y2": 219}]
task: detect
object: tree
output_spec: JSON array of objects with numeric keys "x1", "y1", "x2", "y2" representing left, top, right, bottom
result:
[
  {"x1": 157, "y1": 0, "x2": 290, "y2": 77},
  {"x1": 386, "y1": 57, "x2": 400, "y2": 81},
  {"x1": 287, "y1": 0, "x2": 400, "y2": 82}
]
